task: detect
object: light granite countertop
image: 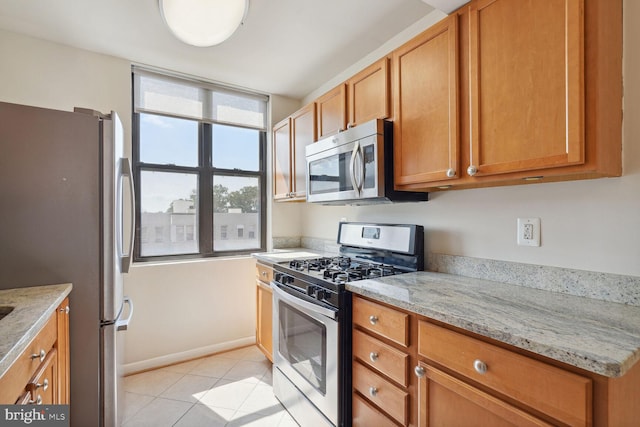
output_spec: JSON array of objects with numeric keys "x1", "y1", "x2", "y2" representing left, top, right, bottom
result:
[
  {"x1": 346, "y1": 271, "x2": 640, "y2": 378},
  {"x1": 252, "y1": 248, "x2": 331, "y2": 266},
  {"x1": 0, "y1": 283, "x2": 73, "y2": 378}
]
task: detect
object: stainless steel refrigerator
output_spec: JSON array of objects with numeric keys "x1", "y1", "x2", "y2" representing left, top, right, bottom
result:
[{"x1": 0, "y1": 101, "x2": 134, "y2": 426}]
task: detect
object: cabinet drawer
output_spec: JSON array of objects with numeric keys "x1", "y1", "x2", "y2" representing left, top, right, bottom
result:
[
  {"x1": 353, "y1": 392, "x2": 398, "y2": 427},
  {"x1": 418, "y1": 321, "x2": 591, "y2": 427},
  {"x1": 27, "y1": 348, "x2": 57, "y2": 405},
  {"x1": 0, "y1": 312, "x2": 57, "y2": 403},
  {"x1": 353, "y1": 296, "x2": 409, "y2": 346},
  {"x1": 353, "y1": 329, "x2": 409, "y2": 386},
  {"x1": 353, "y1": 361, "x2": 408, "y2": 425},
  {"x1": 255, "y1": 263, "x2": 273, "y2": 283}
]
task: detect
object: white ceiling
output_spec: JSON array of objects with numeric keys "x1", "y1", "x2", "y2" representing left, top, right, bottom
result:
[{"x1": 0, "y1": 0, "x2": 437, "y2": 99}]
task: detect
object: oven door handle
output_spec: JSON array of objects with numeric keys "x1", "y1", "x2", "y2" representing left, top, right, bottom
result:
[{"x1": 272, "y1": 282, "x2": 338, "y2": 321}]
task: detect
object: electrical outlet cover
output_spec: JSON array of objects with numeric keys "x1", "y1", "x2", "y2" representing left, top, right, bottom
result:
[{"x1": 517, "y1": 218, "x2": 541, "y2": 246}]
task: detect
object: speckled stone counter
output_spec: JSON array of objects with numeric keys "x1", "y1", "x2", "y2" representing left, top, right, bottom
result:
[
  {"x1": 0, "y1": 283, "x2": 72, "y2": 378},
  {"x1": 252, "y1": 248, "x2": 331, "y2": 266},
  {"x1": 346, "y1": 272, "x2": 640, "y2": 378}
]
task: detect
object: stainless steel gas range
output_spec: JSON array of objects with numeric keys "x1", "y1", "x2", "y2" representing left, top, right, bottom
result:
[{"x1": 271, "y1": 222, "x2": 424, "y2": 427}]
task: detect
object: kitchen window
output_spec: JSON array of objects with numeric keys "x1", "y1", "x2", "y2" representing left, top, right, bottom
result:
[{"x1": 132, "y1": 67, "x2": 268, "y2": 260}]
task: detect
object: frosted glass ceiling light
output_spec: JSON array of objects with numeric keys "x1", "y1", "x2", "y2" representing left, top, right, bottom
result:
[{"x1": 159, "y1": 0, "x2": 249, "y2": 47}]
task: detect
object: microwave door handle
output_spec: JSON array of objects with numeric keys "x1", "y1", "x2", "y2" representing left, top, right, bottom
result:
[
  {"x1": 356, "y1": 144, "x2": 365, "y2": 193},
  {"x1": 349, "y1": 142, "x2": 360, "y2": 196}
]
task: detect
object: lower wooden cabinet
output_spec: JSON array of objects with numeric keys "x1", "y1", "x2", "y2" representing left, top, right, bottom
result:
[
  {"x1": 0, "y1": 298, "x2": 70, "y2": 405},
  {"x1": 255, "y1": 262, "x2": 273, "y2": 362}
]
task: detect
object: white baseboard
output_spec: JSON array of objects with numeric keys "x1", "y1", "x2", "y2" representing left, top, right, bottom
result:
[{"x1": 122, "y1": 336, "x2": 256, "y2": 376}]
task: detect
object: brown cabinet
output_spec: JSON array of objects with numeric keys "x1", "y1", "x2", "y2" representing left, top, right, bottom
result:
[
  {"x1": 316, "y1": 84, "x2": 347, "y2": 140},
  {"x1": 255, "y1": 262, "x2": 274, "y2": 361},
  {"x1": 352, "y1": 295, "x2": 413, "y2": 426},
  {"x1": 394, "y1": 0, "x2": 622, "y2": 192},
  {"x1": 272, "y1": 103, "x2": 316, "y2": 201},
  {"x1": 416, "y1": 321, "x2": 592, "y2": 426},
  {"x1": 392, "y1": 14, "x2": 460, "y2": 187},
  {"x1": 0, "y1": 299, "x2": 70, "y2": 405},
  {"x1": 348, "y1": 57, "x2": 391, "y2": 128}
]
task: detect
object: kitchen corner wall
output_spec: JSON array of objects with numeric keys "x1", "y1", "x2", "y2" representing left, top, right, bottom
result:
[{"x1": 291, "y1": 1, "x2": 640, "y2": 278}]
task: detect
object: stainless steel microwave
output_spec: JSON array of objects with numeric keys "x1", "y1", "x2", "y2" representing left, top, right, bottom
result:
[{"x1": 305, "y1": 119, "x2": 428, "y2": 205}]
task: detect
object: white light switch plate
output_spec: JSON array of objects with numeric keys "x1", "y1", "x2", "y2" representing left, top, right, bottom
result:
[{"x1": 517, "y1": 218, "x2": 541, "y2": 246}]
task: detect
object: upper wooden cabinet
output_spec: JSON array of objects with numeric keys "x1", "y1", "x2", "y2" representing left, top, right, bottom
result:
[
  {"x1": 316, "y1": 84, "x2": 347, "y2": 139},
  {"x1": 348, "y1": 57, "x2": 391, "y2": 128},
  {"x1": 393, "y1": 15, "x2": 459, "y2": 187},
  {"x1": 272, "y1": 103, "x2": 316, "y2": 201},
  {"x1": 394, "y1": 0, "x2": 622, "y2": 191},
  {"x1": 467, "y1": 0, "x2": 584, "y2": 178}
]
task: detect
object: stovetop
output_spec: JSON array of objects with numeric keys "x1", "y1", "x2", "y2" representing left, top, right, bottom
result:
[{"x1": 287, "y1": 256, "x2": 410, "y2": 285}]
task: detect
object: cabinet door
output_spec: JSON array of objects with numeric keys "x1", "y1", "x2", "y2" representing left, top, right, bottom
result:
[
  {"x1": 416, "y1": 362, "x2": 553, "y2": 427},
  {"x1": 56, "y1": 298, "x2": 70, "y2": 404},
  {"x1": 468, "y1": 0, "x2": 584, "y2": 177},
  {"x1": 256, "y1": 280, "x2": 273, "y2": 362},
  {"x1": 272, "y1": 118, "x2": 292, "y2": 200},
  {"x1": 316, "y1": 84, "x2": 347, "y2": 139},
  {"x1": 291, "y1": 103, "x2": 316, "y2": 199},
  {"x1": 393, "y1": 14, "x2": 459, "y2": 187},
  {"x1": 348, "y1": 57, "x2": 390, "y2": 128}
]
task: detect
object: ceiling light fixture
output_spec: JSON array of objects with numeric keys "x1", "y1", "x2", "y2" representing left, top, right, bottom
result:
[{"x1": 159, "y1": 0, "x2": 249, "y2": 47}]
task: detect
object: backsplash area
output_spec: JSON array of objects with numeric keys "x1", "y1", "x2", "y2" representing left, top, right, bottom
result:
[
  {"x1": 428, "y1": 253, "x2": 640, "y2": 307},
  {"x1": 273, "y1": 236, "x2": 640, "y2": 307}
]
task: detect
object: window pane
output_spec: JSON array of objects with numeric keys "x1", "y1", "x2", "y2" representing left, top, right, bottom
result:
[
  {"x1": 213, "y1": 175, "x2": 260, "y2": 251},
  {"x1": 140, "y1": 171, "x2": 198, "y2": 256},
  {"x1": 139, "y1": 113, "x2": 198, "y2": 166},
  {"x1": 212, "y1": 124, "x2": 259, "y2": 171}
]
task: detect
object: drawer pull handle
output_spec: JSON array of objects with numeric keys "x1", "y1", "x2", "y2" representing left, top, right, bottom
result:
[
  {"x1": 414, "y1": 366, "x2": 425, "y2": 378},
  {"x1": 36, "y1": 379, "x2": 49, "y2": 391},
  {"x1": 59, "y1": 305, "x2": 70, "y2": 314},
  {"x1": 474, "y1": 359, "x2": 488, "y2": 374},
  {"x1": 31, "y1": 349, "x2": 46, "y2": 362},
  {"x1": 369, "y1": 315, "x2": 378, "y2": 325},
  {"x1": 369, "y1": 352, "x2": 379, "y2": 363},
  {"x1": 369, "y1": 386, "x2": 378, "y2": 397},
  {"x1": 261, "y1": 271, "x2": 267, "y2": 277},
  {"x1": 29, "y1": 395, "x2": 43, "y2": 405}
]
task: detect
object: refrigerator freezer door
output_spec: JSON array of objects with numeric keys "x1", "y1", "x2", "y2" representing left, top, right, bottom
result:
[{"x1": 101, "y1": 318, "x2": 126, "y2": 427}]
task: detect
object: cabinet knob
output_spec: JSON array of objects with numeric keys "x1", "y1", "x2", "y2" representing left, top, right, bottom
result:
[
  {"x1": 261, "y1": 271, "x2": 267, "y2": 277},
  {"x1": 36, "y1": 378, "x2": 49, "y2": 391},
  {"x1": 369, "y1": 386, "x2": 378, "y2": 397},
  {"x1": 473, "y1": 359, "x2": 488, "y2": 374},
  {"x1": 347, "y1": 123, "x2": 354, "y2": 129},
  {"x1": 368, "y1": 315, "x2": 378, "y2": 325},
  {"x1": 414, "y1": 365, "x2": 426, "y2": 378},
  {"x1": 31, "y1": 349, "x2": 46, "y2": 363},
  {"x1": 59, "y1": 305, "x2": 70, "y2": 314},
  {"x1": 446, "y1": 168, "x2": 456, "y2": 178},
  {"x1": 369, "y1": 352, "x2": 379, "y2": 363},
  {"x1": 29, "y1": 395, "x2": 43, "y2": 405},
  {"x1": 467, "y1": 165, "x2": 478, "y2": 176}
]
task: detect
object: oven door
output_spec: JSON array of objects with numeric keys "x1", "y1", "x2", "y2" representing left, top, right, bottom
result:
[
  {"x1": 306, "y1": 135, "x2": 379, "y2": 204},
  {"x1": 272, "y1": 282, "x2": 339, "y2": 425}
]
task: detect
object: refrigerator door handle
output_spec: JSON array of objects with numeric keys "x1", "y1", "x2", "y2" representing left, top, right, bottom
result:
[
  {"x1": 116, "y1": 297, "x2": 134, "y2": 331},
  {"x1": 121, "y1": 158, "x2": 135, "y2": 273}
]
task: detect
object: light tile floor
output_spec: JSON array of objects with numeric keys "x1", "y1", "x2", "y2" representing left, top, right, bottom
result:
[{"x1": 123, "y1": 346, "x2": 298, "y2": 427}]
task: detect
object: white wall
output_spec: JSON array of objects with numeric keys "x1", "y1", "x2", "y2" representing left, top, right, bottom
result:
[{"x1": 298, "y1": 2, "x2": 640, "y2": 278}]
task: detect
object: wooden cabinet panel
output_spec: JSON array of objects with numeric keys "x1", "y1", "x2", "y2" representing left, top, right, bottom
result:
[
  {"x1": 353, "y1": 392, "x2": 398, "y2": 427},
  {"x1": 56, "y1": 298, "x2": 70, "y2": 404},
  {"x1": 393, "y1": 14, "x2": 459, "y2": 187},
  {"x1": 316, "y1": 84, "x2": 347, "y2": 139},
  {"x1": 418, "y1": 321, "x2": 591, "y2": 426},
  {"x1": 353, "y1": 361, "x2": 409, "y2": 425},
  {"x1": 348, "y1": 57, "x2": 391, "y2": 127},
  {"x1": 291, "y1": 103, "x2": 316, "y2": 199},
  {"x1": 468, "y1": 0, "x2": 584, "y2": 177},
  {"x1": 27, "y1": 348, "x2": 57, "y2": 405},
  {"x1": 272, "y1": 118, "x2": 292, "y2": 200},
  {"x1": 256, "y1": 262, "x2": 273, "y2": 362},
  {"x1": 353, "y1": 329, "x2": 409, "y2": 387},
  {"x1": 417, "y1": 362, "x2": 554, "y2": 427},
  {"x1": 353, "y1": 296, "x2": 409, "y2": 347}
]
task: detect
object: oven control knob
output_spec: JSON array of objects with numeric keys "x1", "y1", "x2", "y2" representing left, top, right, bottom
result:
[
  {"x1": 307, "y1": 285, "x2": 317, "y2": 297},
  {"x1": 315, "y1": 289, "x2": 326, "y2": 301}
]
